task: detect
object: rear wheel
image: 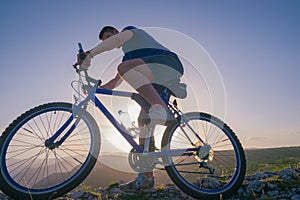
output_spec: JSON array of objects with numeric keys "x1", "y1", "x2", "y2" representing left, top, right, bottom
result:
[
  {"x1": 161, "y1": 112, "x2": 245, "y2": 199},
  {"x1": 0, "y1": 102, "x2": 100, "y2": 200}
]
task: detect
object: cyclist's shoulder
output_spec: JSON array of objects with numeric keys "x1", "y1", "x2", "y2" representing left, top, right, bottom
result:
[{"x1": 122, "y1": 25, "x2": 138, "y2": 32}]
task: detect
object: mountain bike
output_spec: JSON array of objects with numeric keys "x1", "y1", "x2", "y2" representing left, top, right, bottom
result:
[{"x1": 0, "y1": 43, "x2": 246, "y2": 200}]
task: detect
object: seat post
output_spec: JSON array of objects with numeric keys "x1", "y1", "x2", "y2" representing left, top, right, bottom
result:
[
  {"x1": 143, "y1": 126, "x2": 153, "y2": 153},
  {"x1": 139, "y1": 124, "x2": 156, "y2": 153},
  {"x1": 160, "y1": 88, "x2": 171, "y2": 104}
]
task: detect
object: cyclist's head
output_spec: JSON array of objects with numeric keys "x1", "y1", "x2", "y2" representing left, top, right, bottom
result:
[{"x1": 99, "y1": 26, "x2": 119, "y2": 40}]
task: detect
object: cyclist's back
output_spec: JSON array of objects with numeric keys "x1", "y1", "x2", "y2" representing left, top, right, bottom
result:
[{"x1": 121, "y1": 26, "x2": 184, "y2": 91}]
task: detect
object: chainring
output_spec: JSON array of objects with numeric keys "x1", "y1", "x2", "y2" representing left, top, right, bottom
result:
[{"x1": 128, "y1": 148, "x2": 156, "y2": 173}]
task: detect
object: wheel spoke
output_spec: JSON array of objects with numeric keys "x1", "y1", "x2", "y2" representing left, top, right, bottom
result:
[
  {"x1": 6, "y1": 143, "x2": 44, "y2": 159},
  {"x1": 13, "y1": 147, "x2": 47, "y2": 183},
  {"x1": 162, "y1": 112, "x2": 245, "y2": 197},
  {"x1": 1, "y1": 102, "x2": 99, "y2": 196}
]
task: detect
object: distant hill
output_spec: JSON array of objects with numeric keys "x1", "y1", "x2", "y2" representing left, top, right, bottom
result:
[{"x1": 244, "y1": 146, "x2": 300, "y2": 174}]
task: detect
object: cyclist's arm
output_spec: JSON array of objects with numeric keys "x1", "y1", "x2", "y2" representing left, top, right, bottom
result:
[
  {"x1": 100, "y1": 73, "x2": 122, "y2": 90},
  {"x1": 90, "y1": 30, "x2": 133, "y2": 57},
  {"x1": 80, "y1": 30, "x2": 133, "y2": 69}
]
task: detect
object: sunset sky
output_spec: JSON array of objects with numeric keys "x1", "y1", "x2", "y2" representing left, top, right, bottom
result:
[{"x1": 0, "y1": 0, "x2": 299, "y2": 150}]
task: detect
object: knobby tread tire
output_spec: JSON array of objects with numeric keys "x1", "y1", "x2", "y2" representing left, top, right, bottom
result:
[{"x1": 161, "y1": 112, "x2": 246, "y2": 199}]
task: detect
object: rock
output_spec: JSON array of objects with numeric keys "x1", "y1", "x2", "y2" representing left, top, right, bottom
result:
[
  {"x1": 266, "y1": 190, "x2": 279, "y2": 198},
  {"x1": 237, "y1": 187, "x2": 244, "y2": 196},
  {"x1": 194, "y1": 177, "x2": 221, "y2": 189},
  {"x1": 0, "y1": 168, "x2": 299, "y2": 200},
  {"x1": 69, "y1": 190, "x2": 85, "y2": 199},
  {"x1": 259, "y1": 194, "x2": 268, "y2": 200},
  {"x1": 0, "y1": 191, "x2": 10, "y2": 200},
  {"x1": 278, "y1": 168, "x2": 299, "y2": 181},
  {"x1": 110, "y1": 187, "x2": 122, "y2": 195},
  {"x1": 247, "y1": 172, "x2": 277, "y2": 180},
  {"x1": 249, "y1": 180, "x2": 265, "y2": 193},
  {"x1": 148, "y1": 187, "x2": 157, "y2": 193},
  {"x1": 292, "y1": 194, "x2": 300, "y2": 200},
  {"x1": 267, "y1": 182, "x2": 278, "y2": 190}
]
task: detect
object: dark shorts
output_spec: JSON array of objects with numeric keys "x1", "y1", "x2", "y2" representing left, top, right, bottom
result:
[{"x1": 141, "y1": 53, "x2": 184, "y2": 85}]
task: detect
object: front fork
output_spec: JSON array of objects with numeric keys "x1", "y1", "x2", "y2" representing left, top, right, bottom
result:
[
  {"x1": 44, "y1": 115, "x2": 81, "y2": 149},
  {"x1": 45, "y1": 95, "x2": 90, "y2": 149}
]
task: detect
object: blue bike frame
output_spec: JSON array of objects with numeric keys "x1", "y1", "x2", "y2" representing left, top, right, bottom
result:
[{"x1": 46, "y1": 81, "x2": 200, "y2": 156}]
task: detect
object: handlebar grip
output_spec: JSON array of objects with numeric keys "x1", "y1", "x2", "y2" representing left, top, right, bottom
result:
[
  {"x1": 77, "y1": 42, "x2": 86, "y2": 60},
  {"x1": 78, "y1": 43, "x2": 83, "y2": 52}
]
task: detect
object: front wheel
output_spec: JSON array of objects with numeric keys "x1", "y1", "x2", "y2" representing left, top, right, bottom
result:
[
  {"x1": 161, "y1": 112, "x2": 245, "y2": 199},
  {"x1": 0, "y1": 102, "x2": 100, "y2": 200}
]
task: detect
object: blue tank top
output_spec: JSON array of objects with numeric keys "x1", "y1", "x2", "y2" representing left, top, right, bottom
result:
[{"x1": 121, "y1": 26, "x2": 175, "y2": 61}]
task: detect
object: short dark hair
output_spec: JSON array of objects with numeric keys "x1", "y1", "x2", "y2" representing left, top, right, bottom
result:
[{"x1": 99, "y1": 26, "x2": 117, "y2": 40}]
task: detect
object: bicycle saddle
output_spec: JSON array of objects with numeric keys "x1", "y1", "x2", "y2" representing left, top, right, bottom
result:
[{"x1": 153, "y1": 78, "x2": 187, "y2": 99}]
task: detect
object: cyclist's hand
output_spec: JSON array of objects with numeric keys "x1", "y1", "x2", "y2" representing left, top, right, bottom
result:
[{"x1": 77, "y1": 51, "x2": 92, "y2": 69}]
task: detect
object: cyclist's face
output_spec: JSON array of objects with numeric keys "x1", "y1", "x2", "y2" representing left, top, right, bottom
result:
[{"x1": 101, "y1": 30, "x2": 118, "y2": 41}]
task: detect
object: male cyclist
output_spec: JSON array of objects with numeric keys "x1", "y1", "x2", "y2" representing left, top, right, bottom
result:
[{"x1": 76, "y1": 25, "x2": 184, "y2": 191}]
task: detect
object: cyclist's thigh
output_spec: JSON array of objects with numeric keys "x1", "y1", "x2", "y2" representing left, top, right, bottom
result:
[
  {"x1": 141, "y1": 54, "x2": 183, "y2": 84},
  {"x1": 119, "y1": 58, "x2": 155, "y2": 82}
]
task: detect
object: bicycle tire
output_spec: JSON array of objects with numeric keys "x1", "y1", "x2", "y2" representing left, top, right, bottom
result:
[
  {"x1": 161, "y1": 112, "x2": 245, "y2": 199},
  {"x1": 0, "y1": 102, "x2": 100, "y2": 200}
]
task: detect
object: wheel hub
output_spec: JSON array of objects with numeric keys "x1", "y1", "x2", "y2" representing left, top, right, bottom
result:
[
  {"x1": 45, "y1": 139, "x2": 58, "y2": 150},
  {"x1": 194, "y1": 142, "x2": 214, "y2": 162}
]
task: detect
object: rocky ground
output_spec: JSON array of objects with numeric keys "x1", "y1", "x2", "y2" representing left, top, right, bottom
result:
[{"x1": 1, "y1": 168, "x2": 300, "y2": 200}]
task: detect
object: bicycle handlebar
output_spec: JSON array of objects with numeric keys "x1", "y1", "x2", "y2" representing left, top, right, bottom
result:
[
  {"x1": 72, "y1": 42, "x2": 86, "y2": 70},
  {"x1": 73, "y1": 42, "x2": 102, "y2": 87}
]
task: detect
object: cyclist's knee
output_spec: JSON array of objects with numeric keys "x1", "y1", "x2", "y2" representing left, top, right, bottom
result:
[
  {"x1": 117, "y1": 62, "x2": 128, "y2": 76},
  {"x1": 117, "y1": 60, "x2": 135, "y2": 76}
]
